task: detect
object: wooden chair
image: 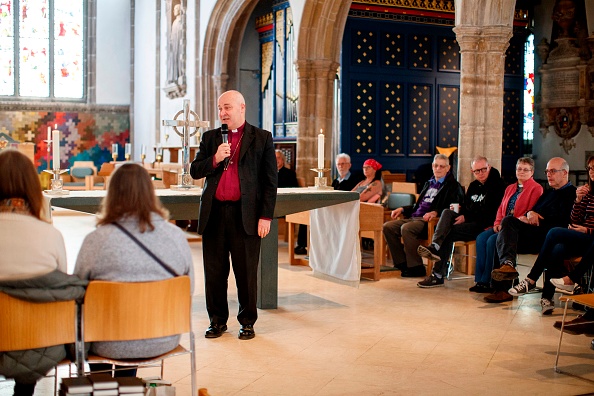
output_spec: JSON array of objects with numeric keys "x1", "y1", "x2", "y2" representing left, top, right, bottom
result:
[
  {"x1": 381, "y1": 171, "x2": 406, "y2": 185},
  {"x1": 391, "y1": 182, "x2": 419, "y2": 199},
  {"x1": 447, "y1": 240, "x2": 476, "y2": 279},
  {"x1": 81, "y1": 276, "x2": 195, "y2": 396},
  {"x1": 0, "y1": 292, "x2": 76, "y2": 394},
  {"x1": 555, "y1": 293, "x2": 594, "y2": 382}
]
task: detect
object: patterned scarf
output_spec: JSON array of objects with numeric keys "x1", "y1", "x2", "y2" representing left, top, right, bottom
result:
[{"x1": 0, "y1": 198, "x2": 32, "y2": 215}]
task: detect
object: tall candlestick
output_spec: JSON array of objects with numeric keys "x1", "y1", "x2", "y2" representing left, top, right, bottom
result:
[
  {"x1": 52, "y1": 130, "x2": 60, "y2": 170},
  {"x1": 112, "y1": 143, "x2": 118, "y2": 155},
  {"x1": 317, "y1": 129, "x2": 324, "y2": 169},
  {"x1": 47, "y1": 126, "x2": 51, "y2": 141},
  {"x1": 141, "y1": 145, "x2": 146, "y2": 156},
  {"x1": 125, "y1": 143, "x2": 132, "y2": 160}
]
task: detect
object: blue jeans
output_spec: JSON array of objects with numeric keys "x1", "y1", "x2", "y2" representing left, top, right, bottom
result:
[{"x1": 474, "y1": 228, "x2": 498, "y2": 284}]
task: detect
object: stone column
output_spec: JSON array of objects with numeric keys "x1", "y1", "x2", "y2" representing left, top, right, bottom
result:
[
  {"x1": 295, "y1": 59, "x2": 339, "y2": 185},
  {"x1": 454, "y1": 25, "x2": 512, "y2": 188}
]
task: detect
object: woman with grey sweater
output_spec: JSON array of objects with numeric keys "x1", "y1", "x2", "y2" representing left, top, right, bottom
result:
[{"x1": 74, "y1": 163, "x2": 194, "y2": 374}]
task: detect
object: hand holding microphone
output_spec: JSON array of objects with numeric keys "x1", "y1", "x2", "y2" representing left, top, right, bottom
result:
[{"x1": 216, "y1": 123, "x2": 231, "y2": 165}]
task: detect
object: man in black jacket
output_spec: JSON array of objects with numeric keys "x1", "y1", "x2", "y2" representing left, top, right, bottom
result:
[
  {"x1": 417, "y1": 156, "x2": 505, "y2": 287},
  {"x1": 383, "y1": 154, "x2": 464, "y2": 277},
  {"x1": 190, "y1": 90, "x2": 277, "y2": 340}
]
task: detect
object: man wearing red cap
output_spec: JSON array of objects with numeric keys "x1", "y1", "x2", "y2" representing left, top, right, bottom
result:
[{"x1": 383, "y1": 154, "x2": 464, "y2": 277}]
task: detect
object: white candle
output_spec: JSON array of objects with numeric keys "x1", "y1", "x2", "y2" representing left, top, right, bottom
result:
[
  {"x1": 112, "y1": 143, "x2": 118, "y2": 155},
  {"x1": 47, "y1": 126, "x2": 51, "y2": 141},
  {"x1": 141, "y1": 145, "x2": 146, "y2": 156},
  {"x1": 317, "y1": 129, "x2": 324, "y2": 169},
  {"x1": 125, "y1": 143, "x2": 132, "y2": 156},
  {"x1": 52, "y1": 130, "x2": 60, "y2": 170},
  {"x1": 156, "y1": 144, "x2": 163, "y2": 156}
]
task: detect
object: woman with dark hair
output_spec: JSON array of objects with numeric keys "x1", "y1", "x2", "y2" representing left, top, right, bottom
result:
[
  {"x1": 352, "y1": 158, "x2": 385, "y2": 203},
  {"x1": 511, "y1": 155, "x2": 594, "y2": 310},
  {"x1": 74, "y1": 163, "x2": 194, "y2": 376},
  {"x1": 0, "y1": 149, "x2": 69, "y2": 396}
]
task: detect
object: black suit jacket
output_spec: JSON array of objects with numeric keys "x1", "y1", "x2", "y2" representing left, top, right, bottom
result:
[
  {"x1": 190, "y1": 122, "x2": 278, "y2": 236},
  {"x1": 278, "y1": 166, "x2": 299, "y2": 188}
]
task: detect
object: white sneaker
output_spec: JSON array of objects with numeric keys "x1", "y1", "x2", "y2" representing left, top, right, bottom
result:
[
  {"x1": 540, "y1": 298, "x2": 554, "y2": 315},
  {"x1": 550, "y1": 278, "x2": 577, "y2": 294}
]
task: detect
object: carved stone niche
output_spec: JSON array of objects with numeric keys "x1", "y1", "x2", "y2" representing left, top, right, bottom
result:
[
  {"x1": 162, "y1": 0, "x2": 187, "y2": 99},
  {"x1": 536, "y1": 0, "x2": 594, "y2": 153}
]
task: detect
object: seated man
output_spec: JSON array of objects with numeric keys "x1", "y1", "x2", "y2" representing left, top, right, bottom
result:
[
  {"x1": 276, "y1": 150, "x2": 299, "y2": 188},
  {"x1": 486, "y1": 157, "x2": 576, "y2": 308},
  {"x1": 383, "y1": 154, "x2": 464, "y2": 277},
  {"x1": 416, "y1": 156, "x2": 505, "y2": 287}
]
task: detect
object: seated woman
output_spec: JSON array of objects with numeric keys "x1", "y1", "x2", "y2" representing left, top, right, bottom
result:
[
  {"x1": 352, "y1": 159, "x2": 385, "y2": 203},
  {"x1": 0, "y1": 150, "x2": 73, "y2": 396},
  {"x1": 470, "y1": 157, "x2": 543, "y2": 293},
  {"x1": 74, "y1": 163, "x2": 194, "y2": 376},
  {"x1": 510, "y1": 155, "x2": 594, "y2": 304}
]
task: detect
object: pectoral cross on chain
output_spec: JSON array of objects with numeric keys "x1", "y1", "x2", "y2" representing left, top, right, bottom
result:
[{"x1": 162, "y1": 99, "x2": 209, "y2": 188}]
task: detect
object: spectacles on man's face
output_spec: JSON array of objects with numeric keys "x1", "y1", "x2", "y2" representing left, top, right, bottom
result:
[
  {"x1": 336, "y1": 162, "x2": 350, "y2": 166},
  {"x1": 471, "y1": 167, "x2": 488, "y2": 175},
  {"x1": 432, "y1": 164, "x2": 448, "y2": 169},
  {"x1": 586, "y1": 166, "x2": 594, "y2": 171},
  {"x1": 516, "y1": 167, "x2": 533, "y2": 172},
  {"x1": 544, "y1": 169, "x2": 564, "y2": 176}
]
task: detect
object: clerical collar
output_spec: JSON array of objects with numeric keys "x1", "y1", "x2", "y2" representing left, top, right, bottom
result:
[{"x1": 232, "y1": 122, "x2": 246, "y2": 134}]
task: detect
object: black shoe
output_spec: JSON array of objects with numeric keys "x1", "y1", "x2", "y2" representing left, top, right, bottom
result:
[
  {"x1": 417, "y1": 274, "x2": 444, "y2": 288},
  {"x1": 469, "y1": 283, "x2": 493, "y2": 293},
  {"x1": 238, "y1": 324, "x2": 255, "y2": 340},
  {"x1": 294, "y1": 246, "x2": 307, "y2": 255},
  {"x1": 417, "y1": 245, "x2": 440, "y2": 261},
  {"x1": 401, "y1": 265, "x2": 427, "y2": 278},
  {"x1": 205, "y1": 323, "x2": 227, "y2": 338}
]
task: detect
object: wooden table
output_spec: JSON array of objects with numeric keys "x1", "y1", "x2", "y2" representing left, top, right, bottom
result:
[{"x1": 46, "y1": 188, "x2": 359, "y2": 309}]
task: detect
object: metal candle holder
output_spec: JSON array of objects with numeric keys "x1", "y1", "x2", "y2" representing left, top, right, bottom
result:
[
  {"x1": 310, "y1": 168, "x2": 333, "y2": 190},
  {"x1": 43, "y1": 169, "x2": 70, "y2": 195},
  {"x1": 140, "y1": 153, "x2": 146, "y2": 164}
]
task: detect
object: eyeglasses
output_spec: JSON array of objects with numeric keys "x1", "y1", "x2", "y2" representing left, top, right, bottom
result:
[
  {"x1": 432, "y1": 164, "x2": 448, "y2": 169},
  {"x1": 586, "y1": 166, "x2": 594, "y2": 171},
  {"x1": 516, "y1": 167, "x2": 533, "y2": 172},
  {"x1": 544, "y1": 169, "x2": 564, "y2": 175},
  {"x1": 471, "y1": 167, "x2": 488, "y2": 175},
  {"x1": 336, "y1": 162, "x2": 350, "y2": 166}
]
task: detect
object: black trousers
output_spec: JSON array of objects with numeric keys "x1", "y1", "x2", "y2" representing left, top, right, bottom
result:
[{"x1": 202, "y1": 200, "x2": 261, "y2": 326}]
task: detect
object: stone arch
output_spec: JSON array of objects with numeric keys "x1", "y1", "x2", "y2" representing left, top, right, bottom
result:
[
  {"x1": 201, "y1": 0, "x2": 259, "y2": 122},
  {"x1": 295, "y1": 0, "x2": 351, "y2": 182}
]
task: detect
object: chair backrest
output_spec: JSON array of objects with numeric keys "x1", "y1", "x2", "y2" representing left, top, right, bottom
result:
[
  {"x1": 70, "y1": 161, "x2": 97, "y2": 181},
  {"x1": 391, "y1": 182, "x2": 417, "y2": 195},
  {"x1": 387, "y1": 193, "x2": 416, "y2": 209},
  {"x1": 83, "y1": 276, "x2": 191, "y2": 342},
  {"x1": 0, "y1": 292, "x2": 76, "y2": 351}
]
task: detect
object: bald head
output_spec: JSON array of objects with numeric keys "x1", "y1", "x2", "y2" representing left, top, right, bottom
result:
[
  {"x1": 545, "y1": 157, "x2": 569, "y2": 189},
  {"x1": 218, "y1": 90, "x2": 246, "y2": 130}
]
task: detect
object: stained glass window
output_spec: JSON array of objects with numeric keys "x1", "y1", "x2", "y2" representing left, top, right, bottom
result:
[
  {"x1": 0, "y1": 0, "x2": 84, "y2": 99},
  {"x1": 523, "y1": 34, "x2": 534, "y2": 153}
]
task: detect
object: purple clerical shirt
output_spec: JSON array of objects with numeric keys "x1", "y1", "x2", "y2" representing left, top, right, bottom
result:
[{"x1": 214, "y1": 123, "x2": 245, "y2": 201}]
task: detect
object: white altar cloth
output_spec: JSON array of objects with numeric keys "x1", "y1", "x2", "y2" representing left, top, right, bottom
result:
[{"x1": 310, "y1": 200, "x2": 361, "y2": 287}]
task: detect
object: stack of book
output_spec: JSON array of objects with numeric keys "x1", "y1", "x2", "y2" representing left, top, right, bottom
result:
[
  {"x1": 59, "y1": 377, "x2": 93, "y2": 396},
  {"x1": 89, "y1": 374, "x2": 119, "y2": 396},
  {"x1": 116, "y1": 377, "x2": 145, "y2": 396},
  {"x1": 60, "y1": 376, "x2": 146, "y2": 396}
]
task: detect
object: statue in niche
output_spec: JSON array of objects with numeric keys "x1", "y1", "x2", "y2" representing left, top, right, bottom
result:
[{"x1": 164, "y1": 0, "x2": 186, "y2": 98}]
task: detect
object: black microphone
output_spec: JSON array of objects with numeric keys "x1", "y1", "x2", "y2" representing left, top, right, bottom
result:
[{"x1": 221, "y1": 124, "x2": 229, "y2": 167}]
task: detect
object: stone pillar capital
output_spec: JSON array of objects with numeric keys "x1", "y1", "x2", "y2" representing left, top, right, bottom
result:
[
  {"x1": 295, "y1": 59, "x2": 339, "y2": 80},
  {"x1": 453, "y1": 25, "x2": 513, "y2": 53}
]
